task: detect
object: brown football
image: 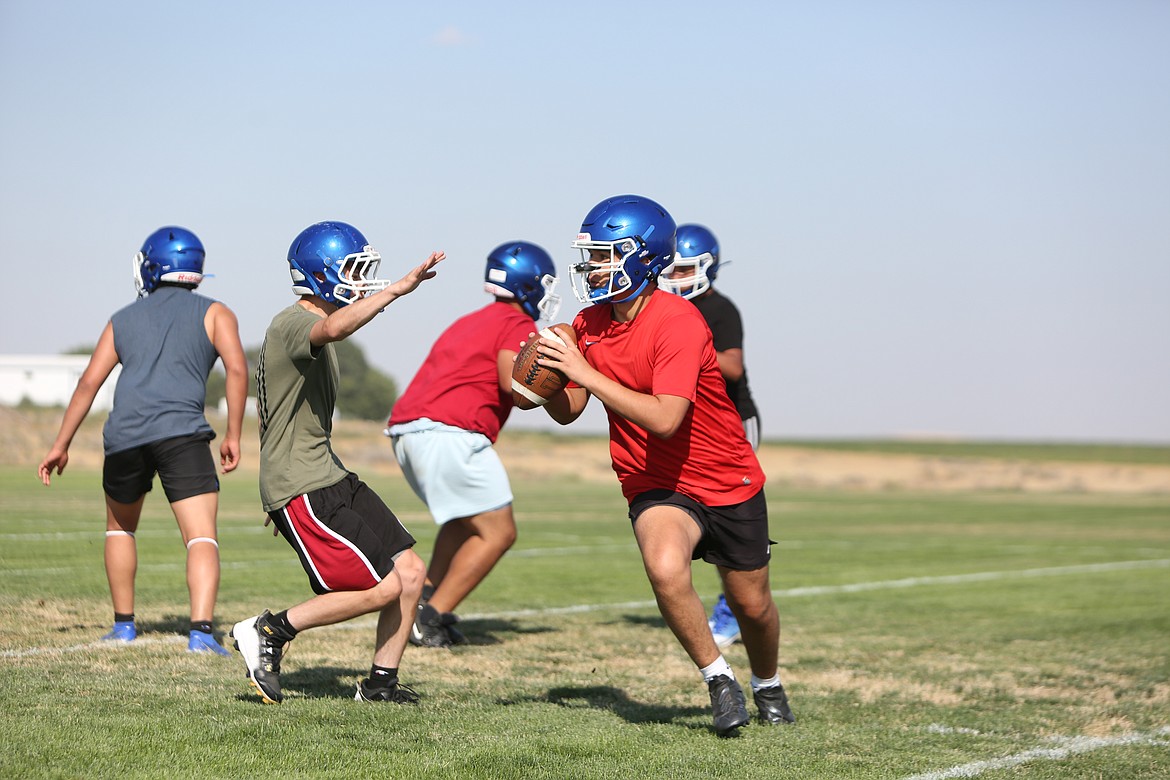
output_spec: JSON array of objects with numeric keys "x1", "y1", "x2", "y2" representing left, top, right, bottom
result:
[{"x1": 511, "y1": 323, "x2": 575, "y2": 409}]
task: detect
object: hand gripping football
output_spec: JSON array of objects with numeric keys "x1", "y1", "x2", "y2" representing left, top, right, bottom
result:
[{"x1": 511, "y1": 323, "x2": 575, "y2": 410}]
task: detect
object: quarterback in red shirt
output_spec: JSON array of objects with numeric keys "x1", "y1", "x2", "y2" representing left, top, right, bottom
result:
[{"x1": 533, "y1": 195, "x2": 794, "y2": 735}]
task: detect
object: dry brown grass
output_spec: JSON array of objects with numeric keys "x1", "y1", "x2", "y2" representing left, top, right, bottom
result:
[{"x1": 8, "y1": 405, "x2": 1170, "y2": 494}]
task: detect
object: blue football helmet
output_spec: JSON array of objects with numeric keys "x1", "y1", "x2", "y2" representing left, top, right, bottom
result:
[
  {"x1": 484, "y1": 241, "x2": 561, "y2": 321},
  {"x1": 134, "y1": 226, "x2": 205, "y2": 298},
  {"x1": 570, "y1": 194, "x2": 677, "y2": 304},
  {"x1": 660, "y1": 223, "x2": 722, "y2": 300},
  {"x1": 287, "y1": 221, "x2": 389, "y2": 306}
]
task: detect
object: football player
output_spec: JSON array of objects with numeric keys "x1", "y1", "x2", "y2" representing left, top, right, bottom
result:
[
  {"x1": 660, "y1": 224, "x2": 761, "y2": 650},
  {"x1": 232, "y1": 221, "x2": 443, "y2": 704},
  {"x1": 532, "y1": 195, "x2": 794, "y2": 735},
  {"x1": 386, "y1": 241, "x2": 560, "y2": 647},
  {"x1": 38, "y1": 226, "x2": 248, "y2": 655}
]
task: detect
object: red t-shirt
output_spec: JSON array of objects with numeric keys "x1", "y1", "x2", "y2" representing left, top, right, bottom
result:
[
  {"x1": 388, "y1": 302, "x2": 534, "y2": 443},
  {"x1": 571, "y1": 289, "x2": 765, "y2": 506}
]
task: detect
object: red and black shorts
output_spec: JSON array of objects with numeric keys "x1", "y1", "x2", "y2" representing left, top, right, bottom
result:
[
  {"x1": 270, "y1": 472, "x2": 416, "y2": 595},
  {"x1": 628, "y1": 488, "x2": 774, "y2": 571},
  {"x1": 103, "y1": 431, "x2": 218, "y2": 504}
]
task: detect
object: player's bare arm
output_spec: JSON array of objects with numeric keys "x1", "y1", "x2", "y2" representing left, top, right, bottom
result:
[
  {"x1": 310, "y1": 251, "x2": 445, "y2": 346},
  {"x1": 537, "y1": 336, "x2": 691, "y2": 438},
  {"x1": 544, "y1": 384, "x2": 590, "y2": 425},
  {"x1": 208, "y1": 302, "x2": 248, "y2": 473},
  {"x1": 716, "y1": 347, "x2": 745, "y2": 382},
  {"x1": 496, "y1": 349, "x2": 519, "y2": 393},
  {"x1": 37, "y1": 322, "x2": 120, "y2": 485}
]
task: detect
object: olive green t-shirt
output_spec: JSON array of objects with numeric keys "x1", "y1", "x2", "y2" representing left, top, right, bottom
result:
[{"x1": 256, "y1": 304, "x2": 348, "y2": 512}]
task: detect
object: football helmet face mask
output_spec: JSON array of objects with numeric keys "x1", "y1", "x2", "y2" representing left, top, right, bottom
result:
[
  {"x1": 484, "y1": 241, "x2": 561, "y2": 322},
  {"x1": 134, "y1": 226, "x2": 205, "y2": 298},
  {"x1": 660, "y1": 223, "x2": 721, "y2": 301},
  {"x1": 287, "y1": 221, "x2": 389, "y2": 306},
  {"x1": 570, "y1": 194, "x2": 677, "y2": 305}
]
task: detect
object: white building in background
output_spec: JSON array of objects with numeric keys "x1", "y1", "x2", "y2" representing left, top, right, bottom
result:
[{"x1": 0, "y1": 355, "x2": 121, "y2": 412}]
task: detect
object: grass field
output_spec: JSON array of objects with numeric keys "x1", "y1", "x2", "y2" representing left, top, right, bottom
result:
[{"x1": 2, "y1": 447, "x2": 1169, "y2": 779}]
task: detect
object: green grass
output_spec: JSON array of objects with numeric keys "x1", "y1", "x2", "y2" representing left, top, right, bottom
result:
[
  {"x1": 2, "y1": 464, "x2": 1169, "y2": 779},
  {"x1": 775, "y1": 439, "x2": 1170, "y2": 465}
]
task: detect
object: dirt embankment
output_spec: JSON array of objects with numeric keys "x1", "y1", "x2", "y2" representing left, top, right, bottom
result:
[{"x1": 8, "y1": 407, "x2": 1169, "y2": 494}]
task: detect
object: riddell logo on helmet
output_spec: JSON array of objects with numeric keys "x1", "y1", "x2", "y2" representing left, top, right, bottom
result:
[
  {"x1": 576, "y1": 233, "x2": 589, "y2": 241},
  {"x1": 174, "y1": 272, "x2": 201, "y2": 283}
]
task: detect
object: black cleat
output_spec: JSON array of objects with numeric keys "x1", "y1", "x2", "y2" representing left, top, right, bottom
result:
[
  {"x1": 707, "y1": 675, "x2": 750, "y2": 735},
  {"x1": 409, "y1": 604, "x2": 453, "y2": 648},
  {"x1": 230, "y1": 611, "x2": 288, "y2": 704},
  {"x1": 354, "y1": 678, "x2": 421, "y2": 704},
  {"x1": 438, "y1": 610, "x2": 468, "y2": 645},
  {"x1": 754, "y1": 683, "x2": 796, "y2": 724}
]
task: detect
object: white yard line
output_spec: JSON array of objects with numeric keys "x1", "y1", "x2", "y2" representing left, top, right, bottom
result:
[
  {"x1": 1, "y1": 635, "x2": 184, "y2": 658},
  {"x1": 903, "y1": 728, "x2": 1170, "y2": 779},
  {"x1": 773, "y1": 558, "x2": 1170, "y2": 599},
  {"x1": 334, "y1": 557, "x2": 1170, "y2": 626}
]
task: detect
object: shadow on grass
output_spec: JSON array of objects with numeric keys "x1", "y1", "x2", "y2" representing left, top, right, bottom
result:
[
  {"x1": 616, "y1": 613, "x2": 667, "y2": 629},
  {"x1": 456, "y1": 617, "x2": 555, "y2": 646},
  {"x1": 228, "y1": 666, "x2": 363, "y2": 706},
  {"x1": 282, "y1": 665, "x2": 364, "y2": 700},
  {"x1": 138, "y1": 614, "x2": 198, "y2": 637},
  {"x1": 506, "y1": 685, "x2": 712, "y2": 733}
]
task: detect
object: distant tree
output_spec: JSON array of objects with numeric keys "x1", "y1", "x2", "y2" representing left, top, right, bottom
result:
[
  {"x1": 205, "y1": 368, "x2": 227, "y2": 408},
  {"x1": 333, "y1": 339, "x2": 399, "y2": 421},
  {"x1": 63, "y1": 344, "x2": 96, "y2": 355}
]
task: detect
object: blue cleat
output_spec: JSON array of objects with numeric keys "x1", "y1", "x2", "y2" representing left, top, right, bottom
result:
[
  {"x1": 708, "y1": 594, "x2": 741, "y2": 649},
  {"x1": 188, "y1": 629, "x2": 230, "y2": 656},
  {"x1": 102, "y1": 621, "x2": 137, "y2": 643}
]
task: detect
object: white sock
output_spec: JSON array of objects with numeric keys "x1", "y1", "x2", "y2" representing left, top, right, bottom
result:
[
  {"x1": 751, "y1": 673, "x2": 781, "y2": 692},
  {"x1": 699, "y1": 656, "x2": 735, "y2": 682}
]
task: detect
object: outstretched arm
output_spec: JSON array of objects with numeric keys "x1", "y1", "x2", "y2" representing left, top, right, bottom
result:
[
  {"x1": 38, "y1": 322, "x2": 120, "y2": 485},
  {"x1": 209, "y1": 303, "x2": 248, "y2": 473},
  {"x1": 310, "y1": 252, "x2": 445, "y2": 347}
]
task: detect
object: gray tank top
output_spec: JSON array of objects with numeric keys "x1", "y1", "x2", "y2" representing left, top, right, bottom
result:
[{"x1": 103, "y1": 286, "x2": 218, "y2": 454}]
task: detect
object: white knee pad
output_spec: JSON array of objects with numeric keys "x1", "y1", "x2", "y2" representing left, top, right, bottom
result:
[
  {"x1": 105, "y1": 530, "x2": 135, "y2": 538},
  {"x1": 186, "y1": 536, "x2": 219, "y2": 550}
]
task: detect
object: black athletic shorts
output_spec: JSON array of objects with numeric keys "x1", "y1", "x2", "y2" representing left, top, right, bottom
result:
[
  {"x1": 103, "y1": 431, "x2": 218, "y2": 504},
  {"x1": 628, "y1": 488, "x2": 774, "y2": 571},
  {"x1": 269, "y1": 472, "x2": 416, "y2": 595}
]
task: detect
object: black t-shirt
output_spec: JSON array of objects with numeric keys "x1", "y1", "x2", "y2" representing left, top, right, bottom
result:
[{"x1": 692, "y1": 289, "x2": 759, "y2": 421}]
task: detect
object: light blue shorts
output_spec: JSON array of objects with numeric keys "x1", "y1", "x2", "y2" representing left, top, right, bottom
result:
[{"x1": 387, "y1": 419, "x2": 513, "y2": 525}]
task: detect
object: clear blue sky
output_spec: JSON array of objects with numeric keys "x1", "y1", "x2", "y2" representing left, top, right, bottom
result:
[{"x1": 2, "y1": 1, "x2": 1167, "y2": 442}]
